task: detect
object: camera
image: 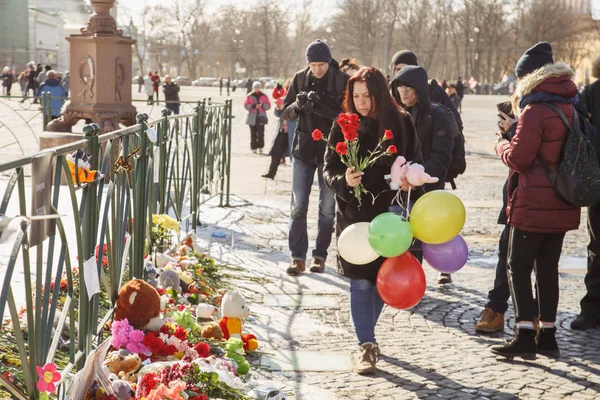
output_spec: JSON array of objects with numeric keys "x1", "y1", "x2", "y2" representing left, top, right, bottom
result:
[{"x1": 307, "y1": 91, "x2": 320, "y2": 103}]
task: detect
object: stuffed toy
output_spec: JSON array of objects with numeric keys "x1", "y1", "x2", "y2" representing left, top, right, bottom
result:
[
  {"x1": 66, "y1": 149, "x2": 98, "y2": 184},
  {"x1": 145, "y1": 263, "x2": 159, "y2": 287},
  {"x1": 201, "y1": 321, "x2": 224, "y2": 341},
  {"x1": 111, "y1": 379, "x2": 135, "y2": 400},
  {"x1": 169, "y1": 307, "x2": 201, "y2": 336},
  {"x1": 406, "y1": 163, "x2": 439, "y2": 187},
  {"x1": 104, "y1": 350, "x2": 142, "y2": 382},
  {"x1": 219, "y1": 290, "x2": 258, "y2": 351},
  {"x1": 114, "y1": 279, "x2": 164, "y2": 331},
  {"x1": 390, "y1": 156, "x2": 438, "y2": 190},
  {"x1": 158, "y1": 269, "x2": 181, "y2": 293},
  {"x1": 196, "y1": 304, "x2": 219, "y2": 320},
  {"x1": 224, "y1": 338, "x2": 249, "y2": 375}
]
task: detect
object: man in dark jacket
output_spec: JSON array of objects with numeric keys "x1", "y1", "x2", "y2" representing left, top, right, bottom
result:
[
  {"x1": 162, "y1": 75, "x2": 180, "y2": 115},
  {"x1": 456, "y1": 76, "x2": 465, "y2": 105},
  {"x1": 391, "y1": 66, "x2": 455, "y2": 283},
  {"x1": 390, "y1": 50, "x2": 463, "y2": 131},
  {"x1": 282, "y1": 39, "x2": 349, "y2": 276},
  {"x1": 572, "y1": 54, "x2": 600, "y2": 330}
]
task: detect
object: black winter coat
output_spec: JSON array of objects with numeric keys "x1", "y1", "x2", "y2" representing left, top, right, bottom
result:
[
  {"x1": 428, "y1": 78, "x2": 463, "y2": 131},
  {"x1": 581, "y1": 80, "x2": 600, "y2": 135},
  {"x1": 324, "y1": 113, "x2": 423, "y2": 283},
  {"x1": 391, "y1": 66, "x2": 454, "y2": 191},
  {"x1": 162, "y1": 83, "x2": 180, "y2": 104},
  {"x1": 283, "y1": 62, "x2": 349, "y2": 165}
]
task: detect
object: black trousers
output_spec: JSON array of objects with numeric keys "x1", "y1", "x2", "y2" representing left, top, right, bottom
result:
[
  {"x1": 507, "y1": 226, "x2": 565, "y2": 323},
  {"x1": 166, "y1": 103, "x2": 180, "y2": 115},
  {"x1": 249, "y1": 125, "x2": 265, "y2": 150},
  {"x1": 267, "y1": 130, "x2": 289, "y2": 176},
  {"x1": 486, "y1": 224, "x2": 540, "y2": 314},
  {"x1": 580, "y1": 203, "x2": 600, "y2": 317}
]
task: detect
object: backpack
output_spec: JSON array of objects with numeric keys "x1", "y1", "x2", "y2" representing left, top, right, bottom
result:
[
  {"x1": 537, "y1": 103, "x2": 600, "y2": 208},
  {"x1": 427, "y1": 103, "x2": 466, "y2": 189}
]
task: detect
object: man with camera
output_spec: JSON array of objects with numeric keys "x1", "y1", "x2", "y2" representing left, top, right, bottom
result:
[{"x1": 282, "y1": 39, "x2": 349, "y2": 276}]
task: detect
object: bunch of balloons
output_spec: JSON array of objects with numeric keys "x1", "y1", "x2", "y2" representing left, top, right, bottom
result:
[{"x1": 337, "y1": 185, "x2": 467, "y2": 310}]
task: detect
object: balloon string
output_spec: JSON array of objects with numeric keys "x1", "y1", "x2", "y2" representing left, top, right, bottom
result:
[{"x1": 406, "y1": 187, "x2": 412, "y2": 219}]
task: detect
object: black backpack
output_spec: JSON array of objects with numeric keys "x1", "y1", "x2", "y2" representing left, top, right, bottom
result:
[{"x1": 537, "y1": 103, "x2": 600, "y2": 207}]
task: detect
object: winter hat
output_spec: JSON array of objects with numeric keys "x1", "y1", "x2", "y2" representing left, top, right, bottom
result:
[
  {"x1": 515, "y1": 42, "x2": 554, "y2": 78},
  {"x1": 305, "y1": 40, "x2": 332, "y2": 64},
  {"x1": 390, "y1": 50, "x2": 419, "y2": 71},
  {"x1": 252, "y1": 81, "x2": 262, "y2": 90}
]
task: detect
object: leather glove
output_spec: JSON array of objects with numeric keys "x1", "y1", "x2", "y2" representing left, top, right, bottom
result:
[{"x1": 296, "y1": 91, "x2": 308, "y2": 106}]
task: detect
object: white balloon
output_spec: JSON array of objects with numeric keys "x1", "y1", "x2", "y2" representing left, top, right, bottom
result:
[
  {"x1": 146, "y1": 127, "x2": 158, "y2": 143},
  {"x1": 338, "y1": 222, "x2": 379, "y2": 265}
]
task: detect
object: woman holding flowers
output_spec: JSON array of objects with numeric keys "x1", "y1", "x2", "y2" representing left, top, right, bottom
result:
[{"x1": 323, "y1": 67, "x2": 422, "y2": 375}]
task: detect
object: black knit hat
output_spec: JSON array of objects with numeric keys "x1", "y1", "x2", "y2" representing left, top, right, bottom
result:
[
  {"x1": 305, "y1": 40, "x2": 332, "y2": 64},
  {"x1": 390, "y1": 50, "x2": 419, "y2": 72},
  {"x1": 515, "y1": 42, "x2": 554, "y2": 78}
]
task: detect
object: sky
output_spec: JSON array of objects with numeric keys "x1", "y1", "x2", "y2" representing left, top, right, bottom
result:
[{"x1": 118, "y1": 0, "x2": 334, "y2": 26}]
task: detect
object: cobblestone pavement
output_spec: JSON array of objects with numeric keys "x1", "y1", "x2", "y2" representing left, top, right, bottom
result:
[{"x1": 194, "y1": 92, "x2": 598, "y2": 399}]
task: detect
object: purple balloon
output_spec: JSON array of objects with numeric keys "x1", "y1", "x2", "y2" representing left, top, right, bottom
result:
[{"x1": 422, "y1": 235, "x2": 468, "y2": 273}]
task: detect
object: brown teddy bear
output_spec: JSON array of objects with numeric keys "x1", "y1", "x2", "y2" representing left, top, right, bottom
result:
[
  {"x1": 104, "y1": 350, "x2": 141, "y2": 382},
  {"x1": 114, "y1": 279, "x2": 163, "y2": 331},
  {"x1": 201, "y1": 321, "x2": 224, "y2": 341}
]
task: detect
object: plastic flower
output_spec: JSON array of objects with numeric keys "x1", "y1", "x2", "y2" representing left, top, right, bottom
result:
[
  {"x1": 384, "y1": 129, "x2": 394, "y2": 140},
  {"x1": 311, "y1": 129, "x2": 323, "y2": 141},
  {"x1": 36, "y1": 363, "x2": 61, "y2": 393},
  {"x1": 336, "y1": 142, "x2": 348, "y2": 155},
  {"x1": 387, "y1": 145, "x2": 398, "y2": 154}
]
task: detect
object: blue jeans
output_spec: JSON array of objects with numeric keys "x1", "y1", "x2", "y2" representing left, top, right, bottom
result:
[
  {"x1": 350, "y1": 279, "x2": 385, "y2": 345},
  {"x1": 289, "y1": 157, "x2": 335, "y2": 261}
]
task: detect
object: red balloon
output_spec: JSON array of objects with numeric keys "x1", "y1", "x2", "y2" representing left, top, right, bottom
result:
[{"x1": 376, "y1": 252, "x2": 426, "y2": 309}]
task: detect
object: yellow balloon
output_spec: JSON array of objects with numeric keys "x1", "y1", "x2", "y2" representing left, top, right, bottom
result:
[{"x1": 410, "y1": 190, "x2": 466, "y2": 244}]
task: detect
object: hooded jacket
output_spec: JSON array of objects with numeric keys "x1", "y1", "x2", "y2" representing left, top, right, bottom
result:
[
  {"x1": 324, "y1": 113, "x2": 423, "y2": 283},
  {"x1": 495, "y1": 62, "x2": 580, "y2": 233},
  {"x1": 389, "y1": 51, "x2": 463, "y2": 132},
  {"x1": 391, "y1": 66, "x2": 454, "y2": 191},
  {"x1": 283, "y1": 60, "x2": 349, "y2": 165},
  {"x1": 38, "y1": 77, "x2": 67, "y2": 117}
]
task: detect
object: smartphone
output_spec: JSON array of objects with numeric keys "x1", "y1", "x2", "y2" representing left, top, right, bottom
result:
[{"x1": 497, "y1": 101, "x2": 513, "y2": 117}]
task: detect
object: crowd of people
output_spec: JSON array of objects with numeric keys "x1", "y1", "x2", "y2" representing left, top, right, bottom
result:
[
  {"x1": 244, "y1": 39, "x2": 600, "y2": 375},
  {"x1": 0, "y1": 62, "x2": 70, "y2": 105}
]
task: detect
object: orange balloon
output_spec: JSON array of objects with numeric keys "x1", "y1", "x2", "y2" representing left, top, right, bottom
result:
[{"x1": 376, "y1": 252, "x2": 426, "y2": 309}]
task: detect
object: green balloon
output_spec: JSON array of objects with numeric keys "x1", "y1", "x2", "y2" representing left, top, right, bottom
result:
[{"x1": 368, "y1": 212, "x2": 414, "y2": 258}]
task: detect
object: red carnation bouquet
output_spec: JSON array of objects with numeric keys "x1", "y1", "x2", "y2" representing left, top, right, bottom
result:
[{"x1": 312, "y1": 112, "x2": 396, "y2": 205}]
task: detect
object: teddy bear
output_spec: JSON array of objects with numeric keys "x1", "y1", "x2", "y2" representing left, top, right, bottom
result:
[
  {"x1": 111, "y1": 379, "x2": 135, "y2": 400},
  {"x1": 219, "y1": 290, "x2": 258, "y2": 351},
  {"x1": 224, "y1": 338, "x2": 249, "y2": 375},
  {"x1": 114, "y1": 279, "x2": 164, "y2": 332},
  {"x1": 104, "y1": 349, "x2": 142, "y2": 382},
  {"x1": 201, "y1": 321, "x2": 224, "y2": 341},
  {"x1": 66, "y1": 149, "x2": 98, "y2": 184},
  {"x1": 390, "y1": 156, "x2": 438, "y2": 190},
  {"x1": 158, "y1": 269, "x2": 182, "y2": 294}
]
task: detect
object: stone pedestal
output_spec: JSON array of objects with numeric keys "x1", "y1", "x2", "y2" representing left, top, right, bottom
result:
[{"x1": 46, "y1": 0, "x2": 136, "y2": 133}]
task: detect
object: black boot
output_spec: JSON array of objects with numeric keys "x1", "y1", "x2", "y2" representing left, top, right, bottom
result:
[
  {"x1": 570, "y1": 313, "x2": 599, "y2": 330},
  {"x1": 491, "y1": 328, "x2": 537, "y2": 360},
  {"x1": 536, "y1": 327, "x2": 560, "y2": 357}
]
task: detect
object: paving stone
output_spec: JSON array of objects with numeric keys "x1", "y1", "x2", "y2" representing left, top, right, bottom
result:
[
  {"x1": 263, "y1": 293, "x2": 340, "y2": 309},
  {"x1": 259, "y1": 350, "x2": 353, "y2": 372}
]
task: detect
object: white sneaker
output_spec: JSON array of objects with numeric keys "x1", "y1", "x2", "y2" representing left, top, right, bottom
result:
[
  {"x1": 252, "y1": 149, "x2": 257, "y2": 154},
  {"x1": 258, "y1": 148, "x2": 263, "y2": 155}
]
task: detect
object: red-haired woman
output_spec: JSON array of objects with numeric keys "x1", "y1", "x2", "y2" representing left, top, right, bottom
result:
[{"x1": 324, "y1": 67, "x2": 423, "y2": 375}]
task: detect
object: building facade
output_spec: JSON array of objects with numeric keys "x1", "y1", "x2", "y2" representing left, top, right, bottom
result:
[
  {"x1": 29, "y1": 8, "x2": 68, "y2": 72},
  {"x1": 0, "y1": 0, "x2": 30, "y2": 70}
]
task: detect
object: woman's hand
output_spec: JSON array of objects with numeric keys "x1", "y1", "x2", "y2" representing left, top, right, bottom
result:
[
  {"x1": 497, "y1": 111, "x2": 516, "y2": 133},
  {"x1": 345, "y1": 167, "x2": 363, "y2": 188}
]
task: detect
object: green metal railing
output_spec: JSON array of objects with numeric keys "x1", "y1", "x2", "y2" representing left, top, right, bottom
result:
[{"x1": 0, "y1": 99, "x2": 232, "y2": 399}]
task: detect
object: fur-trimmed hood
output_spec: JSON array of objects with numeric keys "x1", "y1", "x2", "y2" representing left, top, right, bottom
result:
[
  {"x1": 592, "y1": 55, "x2": 600, "y2": 79},
  {"x1": 512, "y1": 62, "x2": 575, "y2": 116}
]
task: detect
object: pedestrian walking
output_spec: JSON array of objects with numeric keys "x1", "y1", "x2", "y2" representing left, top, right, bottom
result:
[
  {"x1": 1, "y1": 66, "x2": 13, "y2": 96},
  {"x1": 144, "y1": 72, "x2": 154, "y2": 105},
  {"x1": 18, "y1": 70, "x2": 27, "y2": 96},
  {"x1": 138, "y1": 73, "x2": 144, "y2": 93},
  {"x1": 152, "y1": 71, "x2": 161, "y2": 103},
  {"x1": 38, "y1": 70, "x2": 67, "y2": 120},
  {"x1": 61, "y1": 71, "x2": 70, "y2": 96},
  {"x1": 456, "y1": 76, "x2": 464, "y2": 111},
  {"x1": 226, "y1": 76, "x2": 231, "y2": 96},
  {"x1": 282, "y1": 39, "x2": 349, "y2": 276},
  {"x1": 246, "y1": 77, "x2": 253, "y2": 94},
  {"x1": 324, "y1": 67, "x2": 422, "y2": 375},
  {"x1": 571, "y1": 53, "x2": 600, "y2": 330},
  {"x1": 163, "y1": 75, "x2": 180, "y2": 115},
  {"x1": 244, "y1": 81, "x2": 271, "y2": 154},
  {"x1": 491, "y1": 42, "x2": 580, "y2": 360},
  {"x1": 219, "y1": 77, "x2": 223, "y2": 96},
  {"x1": 445, "y1": 83, "x2": 461, "y2": 111},
  {"x1": 261, "y1": 78, "x2": 295, "y2": 179}
]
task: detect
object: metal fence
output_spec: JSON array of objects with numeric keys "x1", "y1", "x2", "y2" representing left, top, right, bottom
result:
[{"x1": 0, "y1": 99, "x2": 233, "y2": 399}]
